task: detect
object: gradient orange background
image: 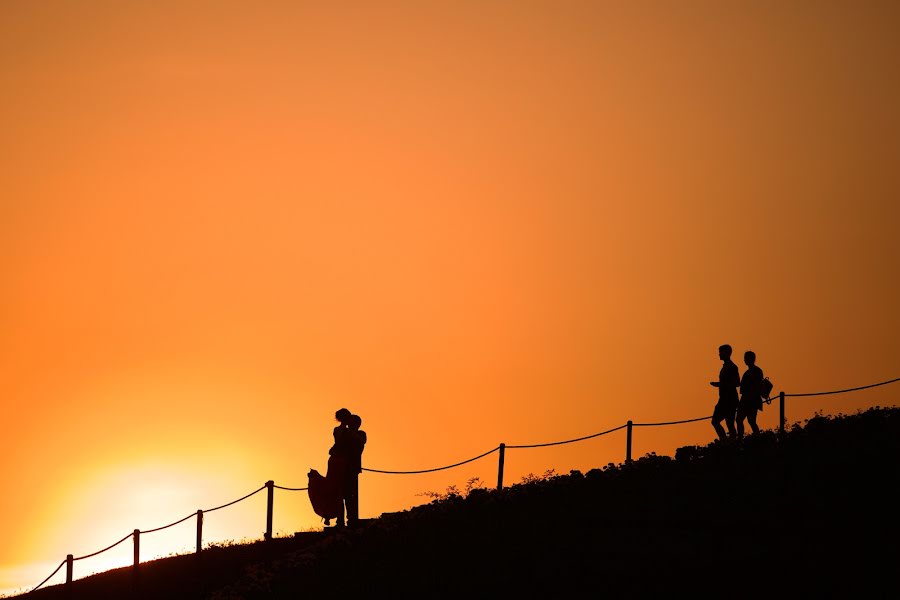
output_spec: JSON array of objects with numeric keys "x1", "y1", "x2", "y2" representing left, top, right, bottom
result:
[{"x1": 2, "y1": 1, "x2": 899, "y2": 594}]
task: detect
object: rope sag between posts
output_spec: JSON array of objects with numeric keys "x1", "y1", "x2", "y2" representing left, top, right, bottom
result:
[
  {"x1": 31, "y1": 559, "x2": 66, "y2": 593},
  {"x1": 507, "y1": 424, "x2": 629, "y2": 449},
  {"x1": 73, "y1": 532, "x2": 133, "y2": 561},
  {"x1": 363, "y1": 446, "x2": 500, "y2": 474},
  {"x1": 633, "y1": 415, "x2": 712, "y2": 427},
  {"x1": 204, "y1": 485, "x2": 267, "y2": 513},
  {"x1": 274, "y1": 485, "x2": 308, "y2": 491},
  {"x1": 785, "y1": 377, "x2": 900, "y2": 398},
  {"x1": 141, "y1": 511, "x2": 196, "y2": 534}
]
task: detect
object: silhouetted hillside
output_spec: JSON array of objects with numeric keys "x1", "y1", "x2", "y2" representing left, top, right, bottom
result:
[{"x1": 26, "y1": 407, "x2": 900, "y2": 599}]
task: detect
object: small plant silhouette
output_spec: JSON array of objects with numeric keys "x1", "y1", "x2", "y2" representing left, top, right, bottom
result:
[
  {"x1": 417, "y1": 476, "x2": 486, "y2": 501},
  {"x1": 518, "y1": 468, "x2": 557, "y2": 485}
]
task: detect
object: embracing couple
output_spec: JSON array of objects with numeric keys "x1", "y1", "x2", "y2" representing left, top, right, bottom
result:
[{"x1": 308, "y1": 408, "x2": 367, "y2": 527}]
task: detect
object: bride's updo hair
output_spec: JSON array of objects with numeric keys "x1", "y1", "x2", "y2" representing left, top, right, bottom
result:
[{"x1": 335, "y1": 408, "x2": 352, "y2": 423}]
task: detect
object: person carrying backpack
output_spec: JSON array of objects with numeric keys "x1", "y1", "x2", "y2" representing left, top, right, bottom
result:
[{"x1": 737, "y1": 350, "x2": 764, "y2": 439}]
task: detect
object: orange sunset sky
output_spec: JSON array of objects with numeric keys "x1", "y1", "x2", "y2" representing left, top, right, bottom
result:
[{"x1": 2, "y1": 1, "x2": 899, "y2": 594}]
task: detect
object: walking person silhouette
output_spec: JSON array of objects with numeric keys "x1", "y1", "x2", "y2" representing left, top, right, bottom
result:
[
  {"x1": 737, "y1": 350, "x2": 764, "y2": 439},
  {"x1": 710, "y1": 344, "x2": 740, "y2": 441}
]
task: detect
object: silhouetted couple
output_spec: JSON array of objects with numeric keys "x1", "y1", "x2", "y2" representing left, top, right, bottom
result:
[
  {"x1": 308, "y1": 408, "x2": 367, "y2": 527},
  {"x1": 710, "y1": 344, "x2": 765, "y2": 441}
]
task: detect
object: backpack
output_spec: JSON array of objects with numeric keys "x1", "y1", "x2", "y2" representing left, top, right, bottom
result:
[{"x1": 761, "y1": 377, "x2": 774, "y2": 403}]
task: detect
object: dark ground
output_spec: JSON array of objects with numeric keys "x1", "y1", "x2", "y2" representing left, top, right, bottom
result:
[{"x1": 24, "y1": 406, "x2": 900, "y2": 599}]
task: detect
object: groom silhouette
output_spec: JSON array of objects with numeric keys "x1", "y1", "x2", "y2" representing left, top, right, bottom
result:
[{"x1": 344, "y1": 414, "x2": 367, "y2": 527}]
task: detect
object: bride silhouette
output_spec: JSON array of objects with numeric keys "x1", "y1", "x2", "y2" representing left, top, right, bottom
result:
[{"x1": 308, "y1": 408, "x2": 355, "y2": 526}]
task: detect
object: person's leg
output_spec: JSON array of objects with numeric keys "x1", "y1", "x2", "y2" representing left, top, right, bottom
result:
[
  {"x1": 339, "y1": 469, "x2": 357, "y2": 527},
  {"x1": 735, "y1": 403, "x2": 746, "y2": 439},
  {"x1": 346, "y1": 474, "x2": 359, "y2": 526},
  {"x1": 725, "y1": 402, "x2": 737, "y2": 438},
  {"x1": 334, "y1": 459, "x2": 347, "y2": 527},
  {"x1": 712, "y1": 415, "x2": 727, "y2": 441},
  {"x1": 747, "y1": 408, "x2": 760, "y2": 434}
]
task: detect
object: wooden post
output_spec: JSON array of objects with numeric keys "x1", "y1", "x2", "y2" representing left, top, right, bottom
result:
[
  {"x1": 626, "y1": 420, "x2": 633, "y2": 464},
  {"x1": 133, "y1": 529, "x2": 140, "y2": 570},
  {"x1": 196, "y1": 510, "x2": 203, "y2": 554},
  {"x1": 779, "y1": 391, "x2": 785, "y2": 437},
  {"x1": 66, "y1": 554, "x2": 73, "y2": 585},
  {"x1": 497, "y1": 443, "x2": 506, "y2": 491},
  {"x1": 265, "y1": 480, "x2": 274, "y2": 541}
]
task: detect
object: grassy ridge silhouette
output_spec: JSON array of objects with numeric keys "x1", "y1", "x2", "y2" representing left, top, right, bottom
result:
[{"x1": 24, "y1": 406, "x2": 899, "y2": 599}]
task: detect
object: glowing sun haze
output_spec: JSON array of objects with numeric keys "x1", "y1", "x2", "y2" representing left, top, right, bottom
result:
[{"x1": 2, "y1": 1, "x2": 899, "y2": 594}]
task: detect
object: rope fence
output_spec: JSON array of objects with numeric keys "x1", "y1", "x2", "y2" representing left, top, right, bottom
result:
[
  {"x1": 28, "y1": 375, "x2": 898, "y2": 594},
  {"x1": 29, "y1": 561, "x2": 65, "y2": 595},
  {"x1": 782, "y1": 377, "x2": 900, "y2": 398},
  {"x1": 203, "y1": 485, "x2": 266, "y2": 514},
  {"x1": 140, "y1": 512, "x2": 196, "y2": 535},
  {"x1": 506, "y1": 424, "x2": 628, "y2": 449},
  {"x1": 632, "y1": 415, "x2": 712, "y2": 427},
  {"x1": 362, "y1": 446, "x2": 500, "y2": 474},
  {"x1": 71, "y1": 533, "x2": 133, "y2": 562}
]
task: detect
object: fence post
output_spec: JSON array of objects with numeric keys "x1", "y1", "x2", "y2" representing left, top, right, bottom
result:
[
  {"x1": 265, "y1": 480, "x2": 274, "y2": 541},
  {"x1": 196, "y1": 510, "x2": 203, "y2": 554},
  {"x1": 133, "y1": 529, "x2": 140, "y2": 571},
  {"x1": 497, "y1": 443, "x2": 506, "y2": 490},
  {"x1": 626, "y1": 420, "x2": 633, "y2": 464},
  {"x1": 779, "y1": 391, "x2": 785, "y2": 437},
  {"x1": 66, "y1": 554, "x2": 73, "y2": 585}
]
